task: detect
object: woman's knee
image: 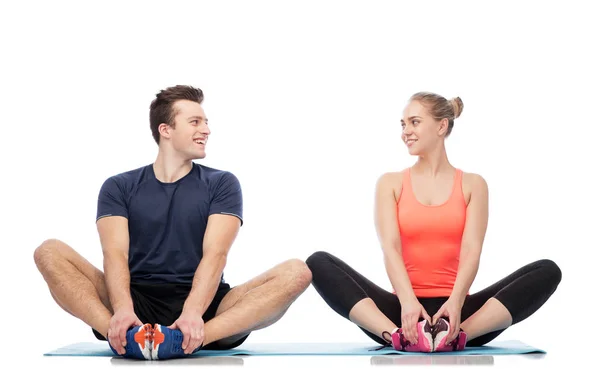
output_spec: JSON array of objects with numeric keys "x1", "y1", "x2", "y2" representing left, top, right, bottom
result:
[
  {"x1": 536, "y1": 259, "x2": 562, "y2": 287},
  {"x1": 305, "y1": 251, "x2": 333, "y2": 271}
]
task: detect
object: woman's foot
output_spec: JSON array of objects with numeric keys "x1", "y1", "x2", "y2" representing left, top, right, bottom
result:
[
  {"x1": 431, "y1": 318, "x2": 467, "y2": 352},
  {"x1": 384, "y1": 320, "x2": 433, "y2": 352}
]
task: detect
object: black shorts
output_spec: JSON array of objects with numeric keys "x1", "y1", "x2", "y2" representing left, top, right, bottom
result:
[{"x1": 93, "y1": 281, "x2": 250, "y2": 350}]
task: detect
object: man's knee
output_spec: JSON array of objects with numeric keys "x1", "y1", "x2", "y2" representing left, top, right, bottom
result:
[
  {"x1": 34, "y1": 238, "x2": 68, "y2": 269},
  {"x1": 280, "y1": 259, "x2": 312, "y2": 292}
]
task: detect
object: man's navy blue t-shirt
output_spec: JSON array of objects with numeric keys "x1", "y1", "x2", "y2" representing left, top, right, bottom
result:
[{"x1": 96, "y1": 162, "x2": 243, "y2": 285}]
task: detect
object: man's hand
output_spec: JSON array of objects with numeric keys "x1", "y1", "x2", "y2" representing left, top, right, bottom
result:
[
  {"x1": 432, "y1": 298, "x2": 463, "y2": 343},
  {"x1": 168, "y1": 309, "x2": 205, "y2": 354},
  {"x1": 108, "y1": 309, "x2": 143, "y2": 355}
]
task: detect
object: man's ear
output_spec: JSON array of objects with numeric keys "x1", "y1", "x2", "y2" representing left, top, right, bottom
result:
[{"x1": 158, "y1": 122, "x2": 172, "y2": 139}]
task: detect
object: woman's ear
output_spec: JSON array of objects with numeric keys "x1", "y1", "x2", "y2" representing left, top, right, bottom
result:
[{"x1": 438, "y1": 118, "x2": 449, "y2": 137}]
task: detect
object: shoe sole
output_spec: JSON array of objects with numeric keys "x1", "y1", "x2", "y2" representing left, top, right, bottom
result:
[
  {"x1": 434, "y1": 331, "x2": 467, "y2": 352},
  {"x1": 432, "y1": 319, "x2": 467, "y2": 352},
  {"x1": 432, "y1": 319, "x2": 450, "y2": 351},
  {"x1": 433, "y1": 331, "x2": 449, "y2": 351},
  {"x1": 400, "y1": 321, "x2": 433, "y2": 352},
  {"x1": 419, "y1": 320, "x2": 434, "y2": 352},
  {"x1": 152, "y1": 324, "x2": 187, "y2": 360},
  {"x1": 131, "y1": 324, "x2": 153, "y2": 360},
  {"x1": 152, "y1": 324, "x2": 164, "y2": 360}
]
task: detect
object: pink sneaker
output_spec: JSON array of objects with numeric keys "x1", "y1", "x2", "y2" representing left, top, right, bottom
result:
[
  {"x1": 432, "y1": 318, "x2": 467, "y2": 352},
  {"x1": 385, "y1": 320, "x2": 433, "y2": 352}
]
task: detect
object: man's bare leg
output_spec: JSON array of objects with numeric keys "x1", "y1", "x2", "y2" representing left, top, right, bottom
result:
[
  {"x1": 34, "y1": 238, "x2": 112, "y2": 338},
  {"x1": 201, "y1": 259, "x2": 312, "y2": 346}
]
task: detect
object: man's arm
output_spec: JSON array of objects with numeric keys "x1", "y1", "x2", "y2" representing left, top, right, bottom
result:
[
  {"x1": 98, "y1": 216, "x2": 132, "y2": 310},
  {"x1": 170, "y1": 213, "x2": 241, "y2": 354},
  {"x1": 183, "y1": 214, "x2": 241, "y2": 314},
  {"x1": 171, "y1": 171, "x2": 243, "y2": 354},
  {"x1": 450, "y1": 173, "x2": 489, "y2": 304},
  {"x1": 97, "y1": 215, "x2": 140, "y2": 354}
]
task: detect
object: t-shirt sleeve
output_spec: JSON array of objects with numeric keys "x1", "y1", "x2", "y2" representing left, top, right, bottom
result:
[
  {"x1": 96, "y1": 176, "x2": 129, "y2": 221},
  {"x1": 209, "y1": 172, "x2": 243, "y2": 225}
]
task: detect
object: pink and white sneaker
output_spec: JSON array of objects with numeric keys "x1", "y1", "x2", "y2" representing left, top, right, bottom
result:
[
  {"x1": 384, "y1": 320, "x2": 433, "y2": 352},
  {"x1": 431, "y1": 318, "x2": 467, "y2": 352}
]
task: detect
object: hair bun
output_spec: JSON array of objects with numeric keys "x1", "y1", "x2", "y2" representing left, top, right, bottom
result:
[{"x1": 450, "y1": 97, "x2": 464, "y2": 119}]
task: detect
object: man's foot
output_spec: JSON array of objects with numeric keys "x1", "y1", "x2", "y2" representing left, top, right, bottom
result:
[
  {"x1": 431, "y1": 318, "x2": 467, "y2": 352},
  {"x1": 109, "y1": 323, "x2": 153, "y2": 360},
  {"x1": 385, "y1": 320, "x2": 433, "y2": 352},
  {"x1": 151, "y1": 324, "x2": 202, "y2": 360}
]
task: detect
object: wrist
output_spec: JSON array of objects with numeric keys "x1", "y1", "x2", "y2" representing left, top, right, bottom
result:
[
  {"x1": 448, "y1": 293, "x2": 465, "y2": 307},
  {"x1": 112, "y1": 300, "x2": 134, "y2": 312},
  {"x1": 398, "y1": 293, "x2": 419, "y2": 306},
  {"x1": 182, "y1": 298, "x2": 205, "y2": 315}
]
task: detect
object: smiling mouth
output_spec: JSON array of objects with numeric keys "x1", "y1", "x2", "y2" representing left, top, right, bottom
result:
[
  {"x1": 406, "y1": 139, "x2": 417, "y2": 145},
  {"x1": 193, "y1": 138, "x2": 206, "y2": 145}
]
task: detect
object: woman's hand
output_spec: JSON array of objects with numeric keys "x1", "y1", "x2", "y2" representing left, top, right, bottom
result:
[
  {"x1": 432, "y1": 298, "x2": 463, "y2": 342},
  {"x1": 401, "y1": 299, "x2": 432, "y2": 344}
]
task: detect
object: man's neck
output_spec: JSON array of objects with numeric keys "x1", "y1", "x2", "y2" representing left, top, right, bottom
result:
[{"x1": 153, "y1": 149, "x2": 193, "y2": 183}]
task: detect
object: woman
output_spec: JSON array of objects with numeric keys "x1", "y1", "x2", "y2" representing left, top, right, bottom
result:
[{"x1": 305, "y1": 92, "x2": 562, "y2": 352}]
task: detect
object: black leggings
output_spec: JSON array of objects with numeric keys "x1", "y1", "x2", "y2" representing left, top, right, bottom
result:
[{"x1": 306, "y1": 251, "x2": 561, "y2": 347}]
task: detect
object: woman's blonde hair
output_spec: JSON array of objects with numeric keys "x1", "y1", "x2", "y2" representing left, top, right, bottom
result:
[{"x1": 410, "y1": 92, "x2": 463, "y2": 136}]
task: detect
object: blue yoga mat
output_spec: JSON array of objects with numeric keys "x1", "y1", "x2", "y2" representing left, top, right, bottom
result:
[{"x1": 44, "y1": 340, "x2": 545, "y2": 356}]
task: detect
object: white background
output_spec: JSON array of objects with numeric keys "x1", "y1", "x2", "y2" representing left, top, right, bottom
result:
[{"x1": 1, "y1": 0, "x2": 598, "y2": 367}]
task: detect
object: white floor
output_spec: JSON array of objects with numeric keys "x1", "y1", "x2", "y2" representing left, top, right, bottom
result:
[{"x1": 31, "y1": 352, "x2": 565, "y2": 369}]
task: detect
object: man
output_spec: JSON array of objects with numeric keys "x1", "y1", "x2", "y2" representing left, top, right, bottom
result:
[{"x1": 34, "y1": 85, "x2": 312, "y2": 360}]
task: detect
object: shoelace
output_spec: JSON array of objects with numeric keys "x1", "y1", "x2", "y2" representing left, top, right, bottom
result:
[
  {"x1": 372, "y1": 328, "x2": 413, "y2": 351},
  {"x1": 373, "y1": 325, "x2": 464, "y2": 352},
  {"x1": 375, "y1": 327, "x2": 464, "y2": 351},
  {"x1": 371, "y1": 330, "x2": 394, "y2": 351}
]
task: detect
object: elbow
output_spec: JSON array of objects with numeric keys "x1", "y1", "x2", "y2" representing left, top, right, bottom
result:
[
  {"x1": 380, "y1": 237, "x2": 401, "y2": 252},
  {"x1": 461, "y1": 242, "x2": 482, "y2": 258},
  {"x1": 103, "y1": 249, "x2": 128, "y2": 266},
  {"x1": 381, "y1": 243, "x2": 403, "y2": 265},
  {"x1": 204, "y1": 251, "x2": 228, "y2": 267},
  {"x1": 460, "y1": 245, "x2": 482, "y2": 269}
]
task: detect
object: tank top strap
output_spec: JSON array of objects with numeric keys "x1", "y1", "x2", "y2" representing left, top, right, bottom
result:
[
  {"x1": 449, "y1": 169, "x2": 464, "y2": 203},
  {"x1": 402, "y1": 168, "x2": 411, "y2": 189},
  {"x1": 397, "y1": 169, "x2": 412, "y2": 202}
]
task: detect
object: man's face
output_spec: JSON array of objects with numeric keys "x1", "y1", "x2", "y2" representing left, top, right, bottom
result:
[{"x1": 162, "y1": 100, "x2": 210, "y2": 160}]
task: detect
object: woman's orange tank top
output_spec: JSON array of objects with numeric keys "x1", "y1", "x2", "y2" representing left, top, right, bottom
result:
[{"x1": 396, "y1": 168, "x2": 467, "y2": 298}]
